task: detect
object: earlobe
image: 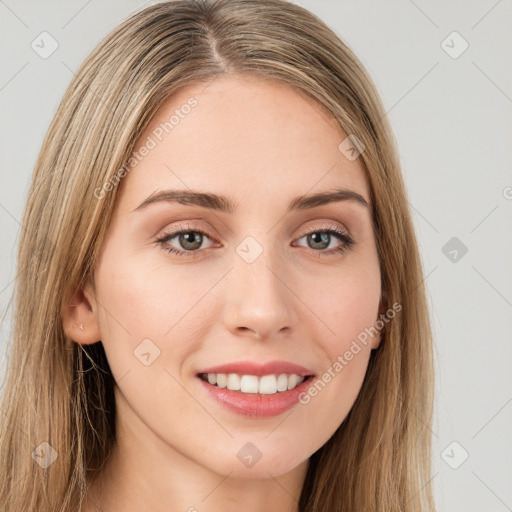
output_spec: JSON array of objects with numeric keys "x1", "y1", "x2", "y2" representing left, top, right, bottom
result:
[
  {"x1": 371, "y1": 332, "x2": 383, "y2": 350},
  {"x1": 61, "y1": 280, "x2": 101, "y2": 345}
]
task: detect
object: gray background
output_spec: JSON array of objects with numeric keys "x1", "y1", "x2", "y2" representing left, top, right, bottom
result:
[{"x1": 1, "y1": 1, "x2": 511, "y2": 510}]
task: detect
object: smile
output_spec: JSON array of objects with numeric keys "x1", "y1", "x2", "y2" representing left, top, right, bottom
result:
[{"x1": 199, "y1": 372, "x2": 308, "y2": 395}]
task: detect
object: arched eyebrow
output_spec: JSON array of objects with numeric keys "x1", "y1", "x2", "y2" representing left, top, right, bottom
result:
[{"x1": 131, "y1": 188, "x2": 370, "y2": 214}]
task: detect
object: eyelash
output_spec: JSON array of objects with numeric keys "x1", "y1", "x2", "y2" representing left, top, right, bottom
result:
[{"x1": 155, "y1": 224, "x2": 355, "y2": 258}]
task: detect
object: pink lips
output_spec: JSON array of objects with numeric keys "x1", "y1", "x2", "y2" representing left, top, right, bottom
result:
[
  {"x1": 196, "y1": 360, "x2": 315, "y2": 418},
  {"x1": 196, "y1": 360, "x2": 314, "y2": 377}
]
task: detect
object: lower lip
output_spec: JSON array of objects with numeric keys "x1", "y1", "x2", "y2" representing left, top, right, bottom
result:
[{"x1": 197, "y1": 376, "x2": 314, "y2": 418}]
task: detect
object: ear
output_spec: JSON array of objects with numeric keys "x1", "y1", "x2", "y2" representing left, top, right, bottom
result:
[
  {"x1": 62, "y1": 278, "x2": 101, "y2": 345},
  {"x1": 370, "y1": 328, "x2": 382, "y2": 350}
]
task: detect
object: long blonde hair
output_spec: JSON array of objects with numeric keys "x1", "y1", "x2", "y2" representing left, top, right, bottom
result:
[{"x1": 0, "y1": 1, "x2": 436, "y2": 510}]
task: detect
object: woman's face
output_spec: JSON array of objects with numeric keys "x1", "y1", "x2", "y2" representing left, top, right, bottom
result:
[{"x1": 82, "y1": 75, "x2": 382, "y2": 478}]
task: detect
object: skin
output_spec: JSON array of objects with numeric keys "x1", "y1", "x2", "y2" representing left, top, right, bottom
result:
[{"x1": 63, "y1": 75, "x2": 383, "y2": 512}]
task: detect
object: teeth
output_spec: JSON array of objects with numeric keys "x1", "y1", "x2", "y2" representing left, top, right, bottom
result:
[
  {"x1": 287, "y1": 374, "x2": 299, "y2": 389},
  {"x1": 259, "y1": 375, "x2": 276, "y2": 394},
  {"x1": 241, "y1": 375, "x2": 259, "y2": 393},
  {"x1": 227, "y1": 373, "x2": 241, "y2": 391},
  {"x1": 277, "y1": 374, "x2": 288, "y2": 392},
  {"x1": 216, "y1": 373, "x2": 227, "y2": 388},
  {"x1": 201, "y1": 373, "x2": 306, "y2": 394}
]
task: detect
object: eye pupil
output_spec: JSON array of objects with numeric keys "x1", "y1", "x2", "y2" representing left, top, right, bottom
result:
[
  {"x1": 308, "y1": 232, "x2": 329, "y2": 249},
  {"x1": 180, "y1": 231, "x2": 202, "y2": 250}
]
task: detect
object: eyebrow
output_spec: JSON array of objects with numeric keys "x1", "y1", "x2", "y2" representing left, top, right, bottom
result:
[{"x1": 131, "y1": 188, "x2": 370, "y2": 214}]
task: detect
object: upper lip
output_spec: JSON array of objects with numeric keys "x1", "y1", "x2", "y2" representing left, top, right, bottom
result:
[{"x1": 197, "y1": 360, "x2": 315, "y2": 377}]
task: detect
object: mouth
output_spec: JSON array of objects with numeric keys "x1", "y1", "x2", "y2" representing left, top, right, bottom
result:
[
  {"x1": 195, "y1": 360, "x2": 317, "y2": 416},
  {"x1": 197, "y1": 372, "x2": 315, "y2": 395},
  {"x1": 196, "y1": 370, "x2": 316, "y2": 417}
]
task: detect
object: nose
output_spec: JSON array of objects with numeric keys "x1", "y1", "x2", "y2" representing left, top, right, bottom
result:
[{"x1": 221, "y1": 242, "x2": 298, "y2": 341}]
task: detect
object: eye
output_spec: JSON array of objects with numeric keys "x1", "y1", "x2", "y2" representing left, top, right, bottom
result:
[
  {"x1": 155, "y1": 224, "x2": 355, "y2": 258},
  {"x1": 294, "y1": 226, "x2": 355, "y2": 256},
  {"x1": 155, "y1": 224, "x2": 216, "y2": 257}
]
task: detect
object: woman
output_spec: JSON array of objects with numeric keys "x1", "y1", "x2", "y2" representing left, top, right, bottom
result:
[{"x1": 0, "y1": 1, "x2": 436, "y2": 511}]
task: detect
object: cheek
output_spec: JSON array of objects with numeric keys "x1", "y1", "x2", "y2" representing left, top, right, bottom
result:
[
  {"x1": 303, "y1": 256, "x2": 381, "y2": 354},
  {"x1": 294, "y1": 348, "x2": 371, "y2": 454},
  {"x1": 93, "y1": 253, "x2": 215, "y2": 377},
  {"x1": 292, "y1": 255, "x2": 380, "y2": 423},
  {"x1": 294, "y1": 272, "x2": 380, "y2": 445},
  {"x1": 95, "y1": 262, "x2": 171, "y2": 338}
]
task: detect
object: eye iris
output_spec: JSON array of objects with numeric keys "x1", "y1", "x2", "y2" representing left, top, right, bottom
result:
[
  {"x1": 180, "y1": 231, "x2": 202, "y2": 250},
  {"x1": 308, "y1": 232, "x2": 329, "y2": 250}
]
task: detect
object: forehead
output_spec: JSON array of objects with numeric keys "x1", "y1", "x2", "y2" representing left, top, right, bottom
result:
[{"x1": 116, "y1": 75, "x2": 370, "y2": 213}]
